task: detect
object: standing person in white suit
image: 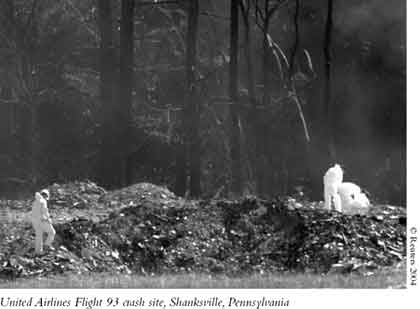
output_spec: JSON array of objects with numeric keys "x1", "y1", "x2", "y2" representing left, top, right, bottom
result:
[
  {"x1": 323, "y1": 164, "x2": 343, "y2": 212},
  {"x1": 31, "y1": 189, "x2": 55, "y2": 254}
]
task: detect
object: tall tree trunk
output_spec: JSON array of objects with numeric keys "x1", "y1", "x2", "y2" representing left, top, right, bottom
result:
[
  {"x1": 289, "y1": 0, "x2": 300, "y2": 82},
  {"x1": 175, "y1": 0, "x2": 200, "y2": 197},
  {"x1": 258, "y1": 0, "x2": 274, "y2": 194},
  {"x1": 26, "y1": 2, "x2": 40, "y2": 187},
  {"x1": 262, "y1": 0, "x2": 270, "y2": 108},
  {"x1": 98, "y1": 0, "x2": 117, "y2": 188},
  {"x1": 229, "y1": 0, "x2": 242, "y2": 196},
  {"x1": 1, "y1": 0, "x2": 42, "y2": 187},
  {"x1": 290, "y1": 0, "x2": 316, "y2": 198},
  {"x1": 174, "y1": 139, "x2": 187, "y2": 196},
  {"x1": 240, "y1": 0, "x2": 258, "y2": 191},
  {"x1": 186, "y1": 0, "x2": 201, "y2": 197},
  {"x1": 119, "y1": 0, "x2": 135, "y2": 186},
  {"x1": 324, "y1": 0, "x2": 336, "y2": 161},
  {"x1": 0, "y1": 1, "x2": 16, "y2": 155},
  {"x1": 2, "y1": 0, "x2": 26, "y2": 183}
]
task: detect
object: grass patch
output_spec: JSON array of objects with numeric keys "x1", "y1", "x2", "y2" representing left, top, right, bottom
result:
[{"x1": 0, "y1": 267, "x2": 406, "y2": 289}]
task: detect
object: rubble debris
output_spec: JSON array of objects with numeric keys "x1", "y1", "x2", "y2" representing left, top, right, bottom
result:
[
  {"x1": 0, "y1": 182, "x2": 406, "y2": 280},
  {"x1": 46, "y1": 181, "x2": 106, "y2": 209},
  {"x1": 98, "y1": 182, "x2": 177, "y2": 207}
]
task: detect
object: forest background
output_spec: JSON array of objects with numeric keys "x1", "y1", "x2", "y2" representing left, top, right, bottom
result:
[{"x1": 0, "y1": 0, "x2": 406, "y2": 205}]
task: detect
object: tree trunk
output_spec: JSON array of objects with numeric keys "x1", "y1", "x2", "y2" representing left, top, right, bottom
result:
[
  {"x1": 174, "y1": 140, "x2": 187, "y2": 196},
  {"x1": 98, "y1": 0, "x2": 117, "y2": 188},
  {"x1": 175, "y1": 0, "x2": 200, "y2": 197},
  {"x1": 0, "y1": 1, "x2": 16, "y2": 153},
  {"x1": 324, "y1": 0, "x2": 336, "y2": 161},
  {"x1": 229, "y1": 0, "x2": 242, "y2": 196},
  {"x1": 289, "y1": 0, "x2": 317, "y2": 198},
  {"x1": 187, "y1": 0, "x2": 201, "y2": 197},
  {"x1": 240, "y1": 0, "x2": 258, "y2": 192},
  {"x1": 262, "y1": 1, "x2": 270, "y2": 107},
  {"x1": 257, "y1": 0, "x2": 271, "y2": 196},
  {"x1": 119, "y1": 0, "x2": 135, "y2": 186},
  {"x1": 289, "y1": 0, "x2": 300, "y2": 82}
]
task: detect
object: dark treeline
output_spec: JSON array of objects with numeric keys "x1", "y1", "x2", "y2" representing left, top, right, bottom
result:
[{"x1": 0, "y1": 0, "x2": 406, "y2": 204}]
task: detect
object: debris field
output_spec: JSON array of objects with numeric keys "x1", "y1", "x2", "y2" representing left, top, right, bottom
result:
[{"x1": 0, "y1": 181, "x2": 406, "y2": 279}]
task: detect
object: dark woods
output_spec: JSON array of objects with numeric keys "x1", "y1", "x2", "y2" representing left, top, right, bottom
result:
[{"x1": 0, "y1": 0, "x2": 406, "y2": 205}]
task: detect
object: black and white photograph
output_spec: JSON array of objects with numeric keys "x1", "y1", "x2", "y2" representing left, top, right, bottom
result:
[{"x1": 0, "y1": 0, "x2": 408, "y2": 291}]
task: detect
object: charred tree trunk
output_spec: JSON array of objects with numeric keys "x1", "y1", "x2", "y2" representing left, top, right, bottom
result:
[
  {"x1": 324, "y1": 0, "x2": 336, "y2": 161},
  {"x1": 119, "y1": 0, "x2": 135, "y2": 186},
  {"x1": 98, "y1": 0, "x2": 117, "y2": 188},
  {"x1": 240, "y1": 0, "x2": 258, "y2": 191},
  {"x1": 229, "y1": 0, "x2": 242, "y2": 196},
  {"x1": 187, "y1": 0, "x2": 201, "y2": 197}
]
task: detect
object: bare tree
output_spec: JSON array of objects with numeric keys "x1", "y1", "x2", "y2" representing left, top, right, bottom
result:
[
  {"x1": 175, "y1": 0, "x2": 200, "y2": 197},
  {"x1": 187, "y1": 0, "x2": 201, "y2": 197},
  {"x1": 119, "y1": 0, "x2": 135, "y2": 186},
  {"x1": 0, "y1": 0, "x2": 41, "y2": 186},
  {"x1": 289, "y1": 0, "x2": 299, "y2": 81},
  {"x1": 258, "y1": 0, "x2": 281, "y2": 105},
  {"x1": 98, "y1": 0, "x2": 118, "y2": 187},
  {"x1": 324, "y1": 0, "x2": 336, "y2": 161},
  {"x1": 229, "y1": 0, "x2": 242, "y2": 196},
  {"x1": 0, "y1": 0, "x2": 16, "y2": 152},
  {"x1": 255, "y1": 0, "x2": 281, "y2": 195},
  {"x1": 239, "y1": 0, "x2": 258, "y2": 190}
]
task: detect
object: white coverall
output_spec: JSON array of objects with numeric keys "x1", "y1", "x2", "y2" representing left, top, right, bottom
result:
[
  {"x1": 323, "y1": 164, "x2": 344, "y2": 212},
  {"x1": 323, "y1": 164, "x2": 371, "y2": 214},
  {"x1": 31, "y1": 192, "x2": 56, "y2": 253},
  {"x1": 337, "y1": 182, "x2": 370, "y2": 215}
]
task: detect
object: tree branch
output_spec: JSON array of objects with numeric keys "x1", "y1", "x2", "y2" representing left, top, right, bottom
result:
[
  {"x1": 199, "y1": 11, "x2": 229, "y2": 21},
  {"x1": 64, "y1": 0, "x2": 99, "y2": 43}
]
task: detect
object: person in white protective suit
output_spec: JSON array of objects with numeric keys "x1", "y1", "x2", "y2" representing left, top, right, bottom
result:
[
  {"x1": 323, "y1": 164, "x2": 343, "y2": 212},
  {"x1": 337, "y1": 182, "x2": 370, "y2": 215},
  {"x1": 323, "y1": 164, "x2": 370, "y2": 214},
  {"x1": 31, "y1": 189, "x2": 55, "y2": 254}
]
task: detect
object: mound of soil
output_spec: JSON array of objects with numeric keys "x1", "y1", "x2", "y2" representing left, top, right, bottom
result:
[
  {"x1": 46, "y1": 181, "x2": 106, "y2": 209},
  {"x1": 0, "y1": 182, "x2": 406, "y2": 280}
]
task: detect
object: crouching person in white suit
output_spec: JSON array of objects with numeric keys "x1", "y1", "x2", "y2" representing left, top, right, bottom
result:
[
  {"x1": 337, "y1": 182, "x2": 370, "y2": 215},
  {"x1": 31, "y1": 189, "x2": 55, "y2": 254}
]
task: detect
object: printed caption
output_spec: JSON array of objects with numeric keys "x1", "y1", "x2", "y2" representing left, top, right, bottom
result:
[{"x1": 0, "y1": 296, "x2": 291, "y2": 309}]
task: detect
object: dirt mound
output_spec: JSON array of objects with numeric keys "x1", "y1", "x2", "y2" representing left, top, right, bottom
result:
[
  {"x1": 99, "y1": 182, "x2": 177, "y2": 207},
  {"x1": 0, "y1": 218, "x2": 130, "y2": 280},
  {"x1": 225, "y1": 200, "x2": 406, "y2": 274},
  {"x1": 46, "y1": 181, "x2": 106, "y2": 209},
  {"x1": 0, "y1": 183, "x2": 407, "y2": 280},
  {"x1": 0, "y1": 181, "x2": 106, "y2": 212}
]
